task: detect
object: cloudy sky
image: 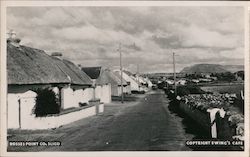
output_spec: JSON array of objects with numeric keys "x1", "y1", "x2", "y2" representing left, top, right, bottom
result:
[{"x1": 7, "y1": 6, "x2": 244, "y2": 73}]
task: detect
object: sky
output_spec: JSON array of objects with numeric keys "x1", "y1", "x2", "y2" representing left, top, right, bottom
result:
[{"x1": 7, "y1": 6, "x2": 244, "y2": 73}]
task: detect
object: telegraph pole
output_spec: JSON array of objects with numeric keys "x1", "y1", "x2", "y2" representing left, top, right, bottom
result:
[
  {"x1": 118, "y1": 43, "x2": 124, "y2": 103},
  {"x1": 137, "y1": 64, "x2": 140, "y2": 91},
  {"x1": 173, "y1": 52, "x2": 177, "y2": 95}
]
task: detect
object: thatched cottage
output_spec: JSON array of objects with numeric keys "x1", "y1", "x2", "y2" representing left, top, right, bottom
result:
[
  {"x1": 106, "y1": 69, "x2": 130, "y2": 96},
  {"x1": 7, "y1": 32, "x2": 98, "y2": 129},
  {"x1": 50, "y1": 53, "x2": 94, "y2": 108},
  {"x1": 114, "y1": 69, "x2": 140, "y2": 92},
  {"x1": 81, "y1": 67, "x2": 112, "y2": 103}
]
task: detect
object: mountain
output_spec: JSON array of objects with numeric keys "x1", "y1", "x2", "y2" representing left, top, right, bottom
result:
[
  {"x1": 180, "y1": 64, "x2": 228, "y2": 74},
  {"x1": 222, "y1": 65, "x2": 244, "y2": 73}
]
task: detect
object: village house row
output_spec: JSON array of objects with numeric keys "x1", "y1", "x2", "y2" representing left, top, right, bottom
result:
[{"x1": 7, "y1": 31, "x2": 153, "y2": 130}]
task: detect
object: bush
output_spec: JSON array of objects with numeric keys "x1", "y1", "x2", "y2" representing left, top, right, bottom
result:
[
  {"x1": 34, "y1": 88, "x2": 60, "y2": 117},
  {"x1": 176, "y1": 85, "x2": 207, "y2": 96}
]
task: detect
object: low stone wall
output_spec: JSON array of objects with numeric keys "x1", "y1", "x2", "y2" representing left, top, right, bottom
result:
[
  {"x1": 179, "y1": 101, "x2": 239, "y2": 140},
  {"x1": 179, "y1": 101, "x2": 211, "y2": 133},
  {"x1": 216, "y1": 113, "x2": 236, "y2": 139},
  {"x1": 21, "y1": 103, "x2": 104, "y2": 130}
]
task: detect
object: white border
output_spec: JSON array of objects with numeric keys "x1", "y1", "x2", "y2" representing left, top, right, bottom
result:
[{"x1": 1, "y1": 1, "x2": 249, "y2": 157}]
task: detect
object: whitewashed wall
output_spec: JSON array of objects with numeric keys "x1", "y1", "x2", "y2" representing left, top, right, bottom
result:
[
  {"x1": 95, "y1": 84, "x2": 111, "y2": 103},
  {"x1": 21, "y1": 104, "x2": 104, "y2": 130},
  {"x1": 74, "y1": 89, "x2": 84, "y2": 105},
  {"x1": 7, "y1": 86, "x2": 102, "y2": 129},
  {"x1": 101, "y1": 84, "x2": 111, "y2": 103},
  {"x1": 61, "y1": 85, "x2": 76, "y2": 109},
  {"x1": 7, "y1": 90, "x2": 37, "y2": 129},
  {"x1": 115, "y1": 70, "x2": 139, "y2": 91},
  {"x1": 7, "y1": 93, "x2": 20, "y2": 128},
  {"x1": 111, "y1": 85, "x2": 119, "y2": 96},
  {"x1": 82, "y1": 87, "x2": 94, "y2": 104},
  {"x1": 95, "y1": 85, "x2": 102, "y2": 100},
  {"x1": 126, "y1": 85, "x2": 131, "y2": 94}
]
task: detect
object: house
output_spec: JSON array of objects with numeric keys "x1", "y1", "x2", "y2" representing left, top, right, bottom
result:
[
  {"x1": 50, "y1": 53, "x2": 94, "y2": 108},
  {"x1": 177, "y1": 79, "x2": 187, "y2": 85},
  {"x1": 7, "y1": 35, "x2": 68, "y2": 129},
  {"x1": 114, "y1": 69, "x2": 140, "y2": 92},
  {"x1": 199, "y1": 78, "x2": 212, "y2": 82},
  {"x1": 191, "y1": 79, "x2": 200, "y2": 83},
  {"x1": 7, "y1": 31, "x2": 99, "y2": 130},
  {"x1": 108, "y1": 70, "x2": 130, "y2": 96},
  {"x1": 144, "y1": 77, "x2": 153, "y2": 88},
  {"x1": 81, "y1": 67, "x2": 112, "y2": 103}
]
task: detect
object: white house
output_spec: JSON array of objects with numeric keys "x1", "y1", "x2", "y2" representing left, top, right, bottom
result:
[
  {"x1": 114, "y1": 69, "x2": 140, "y2": 92},
  {"x1": 111, "y1": 71, "x2": 131, "y2": 95},
  {"x1": 7, "y1": 32, "x2": 99, "y2": 130},
  {"x1": 81, "y1": 67, "x2": 112, "y2": 104},
  {"x1": 51, "y1": 53, "x2": 94, "y2": 108}
]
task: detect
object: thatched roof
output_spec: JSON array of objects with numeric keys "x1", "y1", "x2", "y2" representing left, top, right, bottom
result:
[
  {"x1": 7, "y1": 43, "x2": 69, "y2": 85},
  {"x1": 51, "y1": 57, "x2": 92, "y2": 86},
  {"x1": 81, "y1": 67, "x2": 102, "y2": 79},
  {"x1": 81, "y1": 67, "x2": 127, "y2": 86},
  {"x1": 108, "y1": 70, "x2": 127, "y2": 86},
  {"x1": 96, "y1": 69, "x2": 127, "y2": 86},
  {"x1": 7, "y1": 43, "x2": 92, "y2": 86},
  {"x1": 62, "y1": 59, "x2": 92, "y2": 85}
]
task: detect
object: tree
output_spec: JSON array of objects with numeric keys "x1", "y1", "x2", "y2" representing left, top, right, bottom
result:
[{"x1": 34, "y1": 88, "x2": 60, "y2": 117}]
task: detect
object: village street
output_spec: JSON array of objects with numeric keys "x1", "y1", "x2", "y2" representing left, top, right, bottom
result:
[{"x1": 8, "y1": 90, "x2": 195, "y2": 151}]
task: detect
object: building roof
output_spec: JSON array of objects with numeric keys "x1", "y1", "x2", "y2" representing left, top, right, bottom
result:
[
  {"x1": 7, "y1": 43, "x2": 69, "y2": 85},
  {"x1": 52, "y1": 57, "x2": 93, "y2": 85},
  {"x1": 62, "y1": 59, "x2": 92, "y2": 85},
  {"x1": 81, "y1": 67, "x2": 127, "y2": 86},
  {"x1": 51, "y1": 57, "x2": 92, "y2": 85},
  {"x1": 111, "y1": 71, "x2": 128, "y2": 86},
  {"x1": 7, "y1": 43, "x2": 92, "y2": 86},
  {"x1": 98, "y1": 69, "x2": 127, "y2": 86},
  {"x1": 81, "y1": 67, "x2": 102, "y2": 79},
  {"x1": 123, "y1": 70, "x2": 134, "y2": 76}
]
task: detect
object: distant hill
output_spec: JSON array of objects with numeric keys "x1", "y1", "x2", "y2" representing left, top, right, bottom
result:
[
  {"x1": 181, "y1": 64, "x2": 228, "y2": 74},
  {"x1": 222, "y1": 65, "x2": 244, "y2": 73}
]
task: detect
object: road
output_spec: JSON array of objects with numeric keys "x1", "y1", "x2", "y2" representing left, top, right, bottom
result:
[{"x1": 8, "y1": 90, "x2": 195, "y2": 151}]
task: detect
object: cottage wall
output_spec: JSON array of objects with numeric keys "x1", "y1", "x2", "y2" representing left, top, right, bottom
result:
[
  {"x1": 115, "y1": 71, "x2": 139, "y2": 91},
  {"x1": 95, "y1": 85, "x2": 102, "y2": 100},
  {"x1": 95, "y1": 84, "x2": 111, "y2": 103},
  {"x1": 111, "y1": 85, "x2": 131, "y2": 96},
  {"x1": 73, "y1": 87, "x2": 94, "y2": 105},
  {"x1": 7, "y1": 90, "x2": 37, "y2": 129},
  {"x1": 123, "y1": 85, "x2": 127, "y2": 94},
  {"x1": 61, "y1": 85, "x2": 76, "y2": 109},
  {"x1": 82, "y1": 87, "x2": 94, "y2": 103},
  {"x1": 126, "y1": 84, "x2": 131, "y2": 94},
  {"x1": 20, "y1": 93, "x2": 37, "y2": 129},
  {"x1": 111, "y1": 85, "x2": 119, "y2": 96},
  {"x1": 8, "y1": 85, "x2": 102, "y2": 130},
  {"x1": 74, "y1": 89, "x2": 84, "y2": 105},
  {"x1": 7, "y1": 94, "x2": 20, "y2": 128},
  {"x1": 15, "y1": 103, "x2": 104, "y2": 130},
  {"x1": 126, "y1": 77, "x2": 139, "y2": 91},
  {"x1": 101, "y1": 84, "x2": 111, "y2": 103}
]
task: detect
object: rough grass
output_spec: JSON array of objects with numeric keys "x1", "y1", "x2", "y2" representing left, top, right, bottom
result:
[{"x1": 200, "y1": 84, "x2": 244, "y2": 95}]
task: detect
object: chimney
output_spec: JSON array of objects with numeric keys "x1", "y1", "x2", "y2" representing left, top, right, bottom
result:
[
  {"x1": 51, "y1": 52, "x2": 63, "y2": 60},
  {"x1": 78, "y1": 64, "x2": 82, "y2": 70},
  {"x1": 7, "y1": 30, "x2": 21, "y2": 47}
]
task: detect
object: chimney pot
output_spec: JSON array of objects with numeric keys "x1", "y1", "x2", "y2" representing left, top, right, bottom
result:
[
  {"x1": 78, "y1": 64, "x2": 82, "y2": 70},
  {"x1": 7, "y1": 30, "x2": 21, "y2": 47}
]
